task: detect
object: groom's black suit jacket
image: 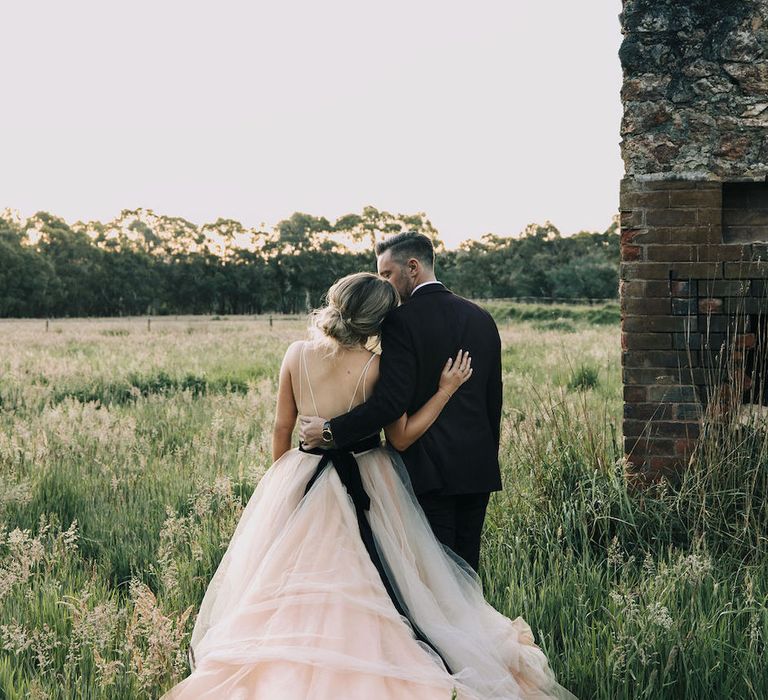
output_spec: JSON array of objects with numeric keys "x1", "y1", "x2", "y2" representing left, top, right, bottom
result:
[{"x1": 330, "y1": 283, "x2": 503, "y2": 496}]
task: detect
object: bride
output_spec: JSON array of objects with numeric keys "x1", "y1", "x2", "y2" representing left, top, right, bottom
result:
[{"x1": 161, "y1": 272, "x2": 574, "y2": 699}]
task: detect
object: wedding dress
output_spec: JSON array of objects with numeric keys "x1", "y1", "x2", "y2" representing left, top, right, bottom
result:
[{"x1": 160, "y1": 346, "x2": 574, "y2": 699}]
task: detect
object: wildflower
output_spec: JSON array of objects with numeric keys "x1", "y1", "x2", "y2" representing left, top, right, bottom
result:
[
  {"x1": 0, "y1": 527, "x2": 45, "y2": 602},
  {"x1": 0, "y1": 620, "x2": 60, "y2": 674},
  {"x1": 61, "y1": 586, "x2": 122, "y2": 667},
  {"x1": 0, "y1": 479, "x2": 33, "y2": 514},
  {"x1": 679, "y1": 553, "x2": 713, "y2": 585},
  {"x1": 610, "y1": 636, "x2": 628, "y2": 679},
  {"x1": 606, "y1": 536, "x2": 624, "y2": 568},
  {"x1": 642, "y1": 552, "x2": 656, "y2": 577},
  {"x1": 0, "y1": 619, "x2": 32, "y2": 653},
  {"x1": 93, "y1": 648, "x2": 124, "y2": 689},
  {"x1": 124, "y1": 578, "x2": 193, "y2": 689},
  {"x1": 646, "y1": 602, "x2": 673, "y2": 631}
]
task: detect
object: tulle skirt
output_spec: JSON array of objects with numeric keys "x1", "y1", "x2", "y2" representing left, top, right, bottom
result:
[{"x1": 160, "y1": 445, "x2": 575, "y2": 699}]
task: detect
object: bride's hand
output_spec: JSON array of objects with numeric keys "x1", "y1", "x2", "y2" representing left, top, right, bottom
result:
[{"x1": 439, "y1": 349, "x2": 472, "y2": 398}]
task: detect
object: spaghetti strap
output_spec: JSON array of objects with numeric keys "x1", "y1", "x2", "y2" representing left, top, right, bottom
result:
[
  {"x1": 348, "y1": 352, "x2": 377, "y2": 411},
  {"x1": 300, "y1": 343, "x2": 320, "y2": 416},
  {"x1": 298, "y1": 343, "x2": 303, "y2": 411}
]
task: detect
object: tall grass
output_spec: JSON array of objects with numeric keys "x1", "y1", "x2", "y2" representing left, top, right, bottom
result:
[
  {"x1": 483, "y1": 381, "x2": 767, "y2": 698},
  {"x1": 0, "y1": 314, "x2": 766, "y2": 698}
]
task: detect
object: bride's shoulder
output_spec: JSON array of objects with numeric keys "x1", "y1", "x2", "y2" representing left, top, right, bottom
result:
[
  {"x1": 363, "y1": 350, "x2": 381, "y2": 372},
  {"x1": 282, "y1": 340, "x2": 306, "y2": 364}
]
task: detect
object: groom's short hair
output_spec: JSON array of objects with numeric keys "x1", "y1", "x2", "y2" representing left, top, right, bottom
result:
[{"x1": 375, "y1": 231, "x2": 435, "y2": 269}]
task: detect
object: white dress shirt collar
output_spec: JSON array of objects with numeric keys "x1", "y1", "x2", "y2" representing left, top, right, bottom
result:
[{"x1": 411, "y1": 280, "x2": 443, "y2": 296}]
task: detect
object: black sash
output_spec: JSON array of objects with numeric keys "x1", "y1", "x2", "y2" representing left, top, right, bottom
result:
[{"x1": 299, "y1": 435, "x2": 452, "y2": 674}]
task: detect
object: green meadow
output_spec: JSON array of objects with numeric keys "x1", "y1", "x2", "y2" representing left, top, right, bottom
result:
[{"x1": 0, "y1": 304, "x2": 766, "y2": 699}]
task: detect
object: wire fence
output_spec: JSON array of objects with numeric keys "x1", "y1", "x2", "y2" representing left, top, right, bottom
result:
[
  {"x1": 480, "y1": 296, "x2": 618, "y2": 306},
  {"x1": 2, "y1": 297, "x2": 619, "y2": 332}
]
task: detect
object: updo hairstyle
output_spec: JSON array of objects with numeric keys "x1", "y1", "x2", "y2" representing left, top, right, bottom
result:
[{"x1": 310, "y1": 272, "x2": 399, "y2": 349}]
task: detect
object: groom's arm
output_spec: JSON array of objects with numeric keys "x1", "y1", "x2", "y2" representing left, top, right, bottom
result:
[{"x1": 330, "y1": 311, "x2": 417, "y2": 448}]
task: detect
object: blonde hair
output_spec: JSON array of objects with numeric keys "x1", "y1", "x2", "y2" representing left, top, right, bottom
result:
[{"x1": 309, "y1": 273, "x2": 399, "y2": 349}]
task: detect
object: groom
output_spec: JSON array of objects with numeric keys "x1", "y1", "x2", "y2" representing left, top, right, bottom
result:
[{"x1": 300, "y1": 231, "x2": 503, "y2": 572}]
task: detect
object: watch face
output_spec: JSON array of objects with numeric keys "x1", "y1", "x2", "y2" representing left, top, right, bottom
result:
[{"x1": 322, "y1": 428, "x2": 332, "y2": 442}]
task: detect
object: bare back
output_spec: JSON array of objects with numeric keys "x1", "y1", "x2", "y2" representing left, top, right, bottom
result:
[{"x1": 290, "y1": 341, "x2": 380, "y2": 419}]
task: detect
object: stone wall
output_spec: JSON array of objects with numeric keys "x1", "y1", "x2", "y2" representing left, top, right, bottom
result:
[{"x1": 621, "y1": 0, "x2": 768, "y2": 180}]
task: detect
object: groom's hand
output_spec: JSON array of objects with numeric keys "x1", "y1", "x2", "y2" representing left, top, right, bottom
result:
[{"x1": 299, "y1": 415, "x2": 328, "y2": 448}]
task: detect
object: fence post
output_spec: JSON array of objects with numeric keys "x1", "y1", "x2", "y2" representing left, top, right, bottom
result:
[
  {"x1": 147, "y1": 317, "x2": 151, "y2": 332},
  {"x1": 45, "y1": 319, "x2": 49, "y2": 332},
  {"x1": 269, "y1": 314, "x2": 273, "y2": 329}
]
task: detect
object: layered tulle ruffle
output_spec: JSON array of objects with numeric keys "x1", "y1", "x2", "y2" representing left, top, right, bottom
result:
[{"x1": 160, "y1": 447, "x2": 574, "y2": 700}]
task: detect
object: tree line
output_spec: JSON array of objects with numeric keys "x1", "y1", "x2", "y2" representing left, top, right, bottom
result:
[{"x1": 0, "y1": 207, "x2": 619, "y2": 317}]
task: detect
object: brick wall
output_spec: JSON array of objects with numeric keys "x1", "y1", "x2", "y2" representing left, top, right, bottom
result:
[{"x1": 620, "y1": 178, "x2": 768, "y2": 482}]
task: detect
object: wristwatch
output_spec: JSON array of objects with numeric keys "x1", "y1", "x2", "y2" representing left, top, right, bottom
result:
[{"x1": 322, "y1": 421, "x2": 334, "y2": 444}]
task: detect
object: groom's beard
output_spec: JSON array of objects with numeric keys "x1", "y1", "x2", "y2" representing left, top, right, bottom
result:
[{"x1": 399, "y1": 278, "x2": 416, "y2": 303}]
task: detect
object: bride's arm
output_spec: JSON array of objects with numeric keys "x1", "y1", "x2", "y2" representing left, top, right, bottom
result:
[
  {"x1": 384, "y1": 350, "x2": 472, "y2": 452},
  {"x1": 272, "y1": 342, "x2": 300, "y2": 461}
]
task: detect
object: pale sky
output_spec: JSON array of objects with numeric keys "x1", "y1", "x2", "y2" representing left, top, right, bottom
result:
[{"x1": 1, "y1": 0, "x2": 624, "y2": 248}]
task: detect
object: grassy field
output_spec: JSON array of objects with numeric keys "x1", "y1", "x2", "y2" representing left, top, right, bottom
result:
[{"x1": 0, "y1": 305, "x2": 766, "y2": 699}]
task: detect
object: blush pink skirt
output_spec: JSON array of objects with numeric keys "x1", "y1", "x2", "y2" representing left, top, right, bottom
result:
[{"x1": 160, "y1": 446, "x2": 574, "y2": 700}]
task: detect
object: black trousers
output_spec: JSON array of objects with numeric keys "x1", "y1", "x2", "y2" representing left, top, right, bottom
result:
[{"x1": 416, "y1": 491, "x2": 491, "y2": 573}]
